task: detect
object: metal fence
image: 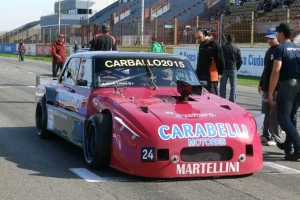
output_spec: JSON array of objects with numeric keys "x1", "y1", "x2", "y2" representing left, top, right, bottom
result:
[{"x1": 0, "y1": 13, "x2": 299, "y2": 47}]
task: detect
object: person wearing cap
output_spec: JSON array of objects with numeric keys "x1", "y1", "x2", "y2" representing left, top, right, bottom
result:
[
  {"x1": 219, "y1": 34, "x2": 242, "y2": 103},
  {"x1": 90, "y1": 24, "x2": 117, "y2": 51},
  {"x1": 268, "y1": 22, "x2": 300, "y2": 161},
  {"x1": 258, "y1": 27, "x2": 281, "y2": 146},
  {"x1": 51, "y1": 34, "x2": 67, "y2": 77},
  {"x1": 151, "y1": 37, "x2": 163, "y2": 53}
]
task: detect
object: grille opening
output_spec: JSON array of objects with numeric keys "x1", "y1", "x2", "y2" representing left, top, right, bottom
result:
[
  {"x1": 246, "y1": 144, "x2": 253, "y2": 156},
  {"x1": 157, "y1": 149, "x2": 169, "y2": 161},
  {"x1": 180, "y1": 147, "x2": 233, "y2": 162}
]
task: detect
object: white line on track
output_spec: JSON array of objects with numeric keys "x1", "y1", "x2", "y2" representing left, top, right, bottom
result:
[
  {"x1": 69, "y1": 168, "x2": 130, "y2": 182},
  {"x1": 262, "y1": 162, "x2": 300, "y2": 174},
  {"x1": 0, "y1": 86, "x2": 36, "y2": 88}
]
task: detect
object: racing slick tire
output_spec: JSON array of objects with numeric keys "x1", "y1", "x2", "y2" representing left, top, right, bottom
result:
[
  {"x1": 84, "y1": 113, "x2": 112, "y2": 169},
  {"x1": 35, "y1": 97, "x2": 52, "y2": 139}
]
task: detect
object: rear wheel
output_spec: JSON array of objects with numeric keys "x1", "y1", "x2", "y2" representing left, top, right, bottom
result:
[
  {"x1": 35, "y1": 97, "x2": 52, "y2": 139},
  {"x1": 84, "y1": 113, "x2": 112, "y2": 169}
]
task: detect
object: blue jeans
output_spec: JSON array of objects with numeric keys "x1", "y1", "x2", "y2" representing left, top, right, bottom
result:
[
  {"x1": 219, "y1": 70, "x2": 237, "y2": 103},
  {"x1": 277, "y1": 79, "x2": 300, "y2": 151}
]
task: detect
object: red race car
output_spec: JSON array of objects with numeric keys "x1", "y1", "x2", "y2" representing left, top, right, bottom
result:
[{"x1": 35, "y1": 51, "x2": 263, "y2": 178}]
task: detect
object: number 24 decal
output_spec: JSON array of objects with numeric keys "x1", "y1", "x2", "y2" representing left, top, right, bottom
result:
[{"x1": 141, "y1": 147, "x2": 155, "y2": 162}]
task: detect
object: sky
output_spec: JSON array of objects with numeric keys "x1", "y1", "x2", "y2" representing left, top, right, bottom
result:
[
  {"x1": 0, "y1": 0, "x2": 118, "y2": 32},
  {"x1": 0, "y1": 0, "x2": 54, "y2": 32}
]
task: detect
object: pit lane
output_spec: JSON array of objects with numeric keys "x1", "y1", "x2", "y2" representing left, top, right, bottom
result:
[{"x1": 0, "y1": 56, "x2": 299, "y2": 200}]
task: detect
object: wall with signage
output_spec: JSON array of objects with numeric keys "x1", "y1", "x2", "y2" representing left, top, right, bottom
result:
[
  {"x1": 24, "y1": 44, "x2": 36, "y2": 56},
  {"x1": 173, "y1": 46, "x2": 267, "y2": 77}
]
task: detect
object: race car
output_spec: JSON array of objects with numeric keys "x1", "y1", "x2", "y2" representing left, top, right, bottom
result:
[{"x1": 35, "y1": 51, "x2": 263, "y2": 178}]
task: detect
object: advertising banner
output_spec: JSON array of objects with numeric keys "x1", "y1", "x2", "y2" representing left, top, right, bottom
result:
[
  {"x1": 36, "y1": 44, "x2": 52, "y2": 56},
  {"x1": 24, "y1": 44, "x2": 36, "y2": 56},
  {"x1": 173, "y1": 46, "x2": 268, "y2": 77},
  {"x1": 0, "y1": 44, "x2": 17, "y2": 54}
]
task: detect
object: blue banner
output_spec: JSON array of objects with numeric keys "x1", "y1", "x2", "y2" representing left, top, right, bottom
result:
[{"x1": 1, "y1": 44, "x2": 17, "y2": 54}]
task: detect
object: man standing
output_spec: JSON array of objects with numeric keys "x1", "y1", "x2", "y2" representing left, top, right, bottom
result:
[
  {"x1": 90, "y1": 24, "x2": 117, "y2": 51},
  {"x1": 268, "y1": 23, "x2": 300, "y2": 161},
  {"x1": 258, "y1": 28, "x2": 281, "y2": 146},
  {"x1": 18, "y1": 39, "x2": 25, "y2": 61},
  {"x1": 195, "y1": 28, "x2": 225, "y2": 95},
  {"x1": 151, "y1": 37, "x2": 163, "y2": 52},
  {"x1": 219, "y1": 34, "x2": 242, "y2": 102},
  {"x1": 51, "y1": 34, "x2": 66, "y2": 77}
]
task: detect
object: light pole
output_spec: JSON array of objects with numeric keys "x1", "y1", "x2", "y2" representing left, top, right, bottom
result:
[
  {"x1": 87, "y1": 0, "x2": 89, "y2": 24},
  {"x1": 140, "y1": 0, "x2": 144, "y2": 46},
  {"x1": 58, "y1": 0, "x2": 61, "y2": 34}
]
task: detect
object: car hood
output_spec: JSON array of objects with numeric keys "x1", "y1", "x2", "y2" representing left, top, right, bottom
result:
[{"x1": 98, "y1": 87, "x2": 256, "y2": 141}]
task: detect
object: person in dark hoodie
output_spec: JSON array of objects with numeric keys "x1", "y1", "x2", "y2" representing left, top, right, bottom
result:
[
  {"x1": 219, "y1": 34, "x2": 242, "y2": 103},
  {"x1": 194, "y1": 28, "x2": 225, "y2": 95}
]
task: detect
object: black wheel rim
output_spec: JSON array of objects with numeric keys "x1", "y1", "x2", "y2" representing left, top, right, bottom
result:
[{"x1": 86, "y1": 124, "x2": 96, "y2": 161}]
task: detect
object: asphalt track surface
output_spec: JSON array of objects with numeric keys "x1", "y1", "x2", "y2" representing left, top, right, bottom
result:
[{"x1": 0, "y1": 56, "x2": 300, "y2": 200}]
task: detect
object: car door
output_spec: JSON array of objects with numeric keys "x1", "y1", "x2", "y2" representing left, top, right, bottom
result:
[
  {"x1": 68, "y1": 58, "x2": 93, "y2": 145},
  {"x1": 52, "y1": 57, "x2": 81, "y2": 139}
]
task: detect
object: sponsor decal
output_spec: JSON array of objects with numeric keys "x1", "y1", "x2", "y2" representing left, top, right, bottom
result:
[
  {"x1": 56, "y1": 91, "x2": 84, "y2": 109},
  {"x1": 53, "y1": 109, "x2": 67, "y2": 120},
  {"x1": 188, "y1": 138, "x2": 226, "y2": 146},
  {"x1": 104, "y1": 59, "x2": 185, "y2": 68},
  {"x1": 158, "y1": 123, "x2": 249, "y2": 140},
  {"x1": 176, "y1": 162, "x2": 239, "y2": 175},
  {"x1": 100, "y1": 81, "x2": 134, "y2": 86},
  {"x1": 47, "y1": 107, "x2": 54, "y2": 130},
  {"x1": 175, "y1": 113, "x2": 216, "y2": 118},
  {"x1": 113, "y1": 134, "x2": 122, "y2": 149}
]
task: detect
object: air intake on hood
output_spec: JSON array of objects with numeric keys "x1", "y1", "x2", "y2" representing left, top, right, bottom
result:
[
  {"x1": 139, "y1": 106, "x2": 148, "y2": 113},
  {"x1": 220, "y1": 105, "x2": 231, "y2": 110}
]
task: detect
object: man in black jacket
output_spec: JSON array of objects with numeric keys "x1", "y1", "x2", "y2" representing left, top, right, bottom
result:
[
  {"x1": 90, "y1": 24, "x2": 117, "y2": 51},
  {"x1": 219, "y1": 34, "x2": 242, "y2": 103},
  {"x1": 195, "y1": 28, "x2": 225, "y2": 95}
]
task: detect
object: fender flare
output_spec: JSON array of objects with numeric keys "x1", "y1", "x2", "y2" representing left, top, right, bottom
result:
[{"x1": 44, "y1": 85, "x2": 56, "y2": 105}]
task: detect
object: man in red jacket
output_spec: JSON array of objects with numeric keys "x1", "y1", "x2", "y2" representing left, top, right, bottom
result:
[{"x1": 51, "y1": 34, "x2": 66, "y2": 77}]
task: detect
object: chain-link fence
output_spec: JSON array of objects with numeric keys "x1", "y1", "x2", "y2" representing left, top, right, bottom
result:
[{"x1": 0, "y1": 12, "x2": 299, "y2": 46}]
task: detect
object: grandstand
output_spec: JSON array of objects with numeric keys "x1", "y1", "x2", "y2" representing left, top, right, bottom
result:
[{"x1": 1, "y1": 0, "x2": 300, "y2": 46}]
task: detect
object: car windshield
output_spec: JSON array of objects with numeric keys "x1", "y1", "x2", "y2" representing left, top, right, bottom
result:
[{"x1": 94, "y1": 57, "x2": 200, "y2": 88}]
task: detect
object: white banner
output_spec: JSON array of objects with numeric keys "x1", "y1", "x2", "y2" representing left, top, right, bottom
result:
[
  {"x1": 173, "y1": 46, "x2": 268, "y2": 77},
  {"x1": 24, "y1": 44, "x2": 36, "y2": 56}
]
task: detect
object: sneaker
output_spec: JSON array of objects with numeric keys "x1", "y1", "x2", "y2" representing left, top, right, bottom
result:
[
  {"x1": 284, "y1": 151, "x2": 300, "y2": 161},
  {"x1": 266, "y1": 140, "x2": 276, "y2": 146},
  {"x1": 260, "y1": 136, "x2": 268, "y2": 143}
]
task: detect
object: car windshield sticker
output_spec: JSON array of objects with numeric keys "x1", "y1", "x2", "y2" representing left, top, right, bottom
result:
[
  {"x1": 176, "y1": 162, "x2": 239, "y2": 175},
  {"x1": 175, "y1": 113, "x2": 216, "y2": 118},
  {"x1": 104, "y1": 59, "x2": 185, "y2": 68},
  {"x1": 158, "y1": 123, "x2": 249, "y2": 140}
]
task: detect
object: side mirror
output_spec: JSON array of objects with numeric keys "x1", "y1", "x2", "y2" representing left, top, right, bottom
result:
[{"x1": 77, "y1": 79, "x2": 88, "y2": 86}]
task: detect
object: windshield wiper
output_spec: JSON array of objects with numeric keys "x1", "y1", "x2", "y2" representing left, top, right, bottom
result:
[{"x1": 143, "y1": 59, "x2": 158, "y2": 90}]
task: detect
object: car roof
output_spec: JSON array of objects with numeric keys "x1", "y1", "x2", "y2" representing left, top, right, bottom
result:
[{"x1": 69, "y1": 51, "x2": 187, "y2": 60}]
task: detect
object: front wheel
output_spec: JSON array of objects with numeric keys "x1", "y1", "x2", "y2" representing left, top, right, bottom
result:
[
  {"x1": 35, "y1": 97, "x2": 52, "y2": 139},
  {"x1": 84, "y1": 113, "x2": 112, "y2": 169}
]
